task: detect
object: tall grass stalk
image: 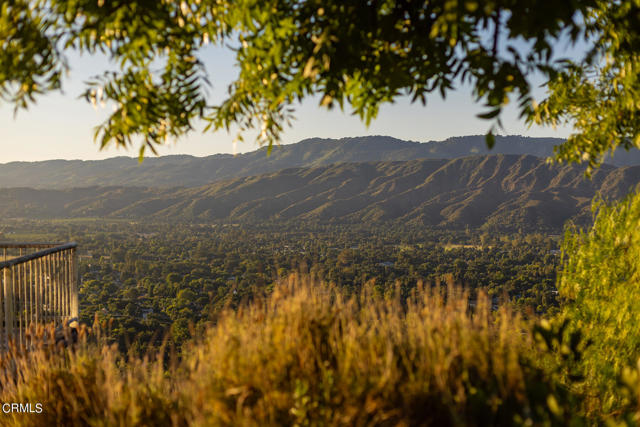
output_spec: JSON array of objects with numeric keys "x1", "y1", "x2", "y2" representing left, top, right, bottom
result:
[{"x1": 0, "y1": 275, "x2": 580, "y2": 426}]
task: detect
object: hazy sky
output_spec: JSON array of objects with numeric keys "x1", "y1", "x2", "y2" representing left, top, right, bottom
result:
[{"x1": 0, "y1": 45, "x2": 572, "y2": 163}]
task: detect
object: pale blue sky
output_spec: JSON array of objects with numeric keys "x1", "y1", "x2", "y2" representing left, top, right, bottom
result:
[{"x1": 0, "y1": 45, "x2": 572, "y2": 163}]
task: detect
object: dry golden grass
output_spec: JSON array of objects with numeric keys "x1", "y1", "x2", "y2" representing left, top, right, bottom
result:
[{"x1": 0, "y1": 274, "x2": 582, "y2": 426}]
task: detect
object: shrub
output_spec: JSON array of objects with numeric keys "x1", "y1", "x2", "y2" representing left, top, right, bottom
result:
[
  {"x1": 0, "y1": 325, "x2": 185, "y2": 426},
  {"x1": 0, "y1": 275, "x2": 582, "y2": 426},
  {"x1": 559, "y1": 191, "x2": 640, "y2": 415}
]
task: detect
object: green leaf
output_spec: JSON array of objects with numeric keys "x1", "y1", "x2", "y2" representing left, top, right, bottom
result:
[
  {"x1": 476, "y1": 108, "x2": 501, "y2": 120},
  {"x1": 485, "y1": 132, "x2": 495, "y2": 149}
]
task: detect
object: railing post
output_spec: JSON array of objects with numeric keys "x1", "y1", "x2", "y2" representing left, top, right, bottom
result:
[
  {"x1": 29, "y1": 259, "x2": 34, "y2": 325},
  {"x1": 35, "y1": 258, "x2": 41, "y2": 325},
  {"x1": 0, "y1": 267, "x2": 4, "y2": 349},
  {"x1": 4, "y1": 266, "x2": 14, "y2": 343},
  {"x1": 18, "y1": 262, "x2": 23, "y2": 347},
  {"x1": 47, "y1": 254, "x2": 52, "y2": 324},
  {"x1": 53, "y1": 252, "x2": 58, "y2": 322},
  {"x1": 17, "y1": 263, "x2": 22, "y2": 347},
  {"x1": 72, "y1": 248, "x2": 79, "y2": 319},
  {"x1": 64, "y1": 250, "x2": 69, "y2": 319}
]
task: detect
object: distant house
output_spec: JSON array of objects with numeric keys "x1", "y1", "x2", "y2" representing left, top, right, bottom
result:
[
  {"x1": 378, "y1": 261, "x2": 394, "y2": 267},
  {"x1": 549, "y1": 249, "x2": 561, "y2": 255},
  {"x1": 137, "y1": 233, "x2": 158, "y2": 239}
]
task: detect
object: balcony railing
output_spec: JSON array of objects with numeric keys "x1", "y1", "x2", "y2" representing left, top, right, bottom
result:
[{"x1": 0, "y1": 242, "x2": 79, "y2": 348}]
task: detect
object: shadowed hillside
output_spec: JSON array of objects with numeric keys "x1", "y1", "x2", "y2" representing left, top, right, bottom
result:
[
  {"x1": 2, "y1": 154, "x2": 639, "y2": 229},
  {"x1": 4, "y1": 135, "x2": 638, "y2": 189}
]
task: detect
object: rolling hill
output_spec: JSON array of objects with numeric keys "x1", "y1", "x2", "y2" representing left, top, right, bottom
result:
[
  {"x1": 2, "y1": 154, "x2": 639, "y2": 230},
  {"x1": 3, "y1": 135, "x2": 639, "y2": 189}
]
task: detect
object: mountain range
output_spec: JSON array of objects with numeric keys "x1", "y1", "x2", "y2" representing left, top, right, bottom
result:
[
  {"x1": 3, "y1": 135, "x2": 640, "y2": 189},
  {"x1": 2, "y1": 154, "x2": 639, "y2": 230}
]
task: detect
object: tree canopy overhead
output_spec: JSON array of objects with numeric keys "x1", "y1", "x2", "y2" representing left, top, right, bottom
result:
[{"x1": 1, "y1": 0, "x2": 638, "y2": 167}]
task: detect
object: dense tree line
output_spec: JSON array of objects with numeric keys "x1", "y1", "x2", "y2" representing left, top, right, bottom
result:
[{"x1": 3, "y1": 219, "x2": 560, "y2": 354}]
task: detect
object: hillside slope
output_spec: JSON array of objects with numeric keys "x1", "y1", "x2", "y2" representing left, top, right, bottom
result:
[
  {"x1": 2, "y1": 154, "x2": 638, "y2": 229},
  {"x1": 5, "y1": 135, "x2": 638, "y2": 189}
]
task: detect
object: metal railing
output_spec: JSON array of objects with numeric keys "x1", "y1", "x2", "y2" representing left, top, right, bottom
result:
[{"x1": 0, "y1": 243, "x2": 79, "y2": 348}]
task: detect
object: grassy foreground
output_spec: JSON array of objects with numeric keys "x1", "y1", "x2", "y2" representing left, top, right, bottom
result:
[{"x1": 0, "y1": 274, "x2": 614, "y2": 426}]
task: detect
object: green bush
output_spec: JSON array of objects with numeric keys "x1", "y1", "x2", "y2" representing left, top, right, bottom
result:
[{"x1": 559, "y1": 191, "x2": 640, "y2": 415}]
